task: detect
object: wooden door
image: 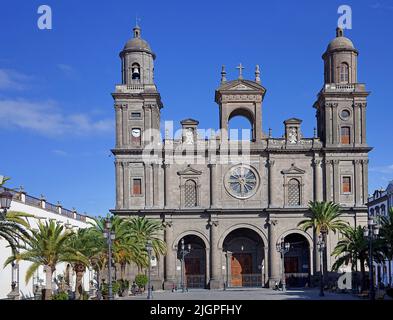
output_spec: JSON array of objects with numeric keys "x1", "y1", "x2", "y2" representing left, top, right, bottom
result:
[
  {"x1": 231, "y1": 253, "x2": 252, "y2": 287},
  {"x1": 285, "y1": 257, "x2": 299, "y2": 273}
]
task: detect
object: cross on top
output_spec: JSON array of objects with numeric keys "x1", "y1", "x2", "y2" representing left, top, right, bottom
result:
[
  {"x1": 135, "y1": 15, "x2": 141, "y2": 27},
  {"x1": 236, "y1": 63, "x2": 244, "y2": 79}
]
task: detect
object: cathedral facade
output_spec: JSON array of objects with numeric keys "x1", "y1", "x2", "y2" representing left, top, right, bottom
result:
[{"x1": 111, "y1": 25, "x2": 371, "y2": 289}]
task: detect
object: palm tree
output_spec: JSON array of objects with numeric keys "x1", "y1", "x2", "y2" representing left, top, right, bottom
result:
[
  {"x1": 5, "y1": 220, "x2": 88, "y2": 300},
  {"x1": 66, "y1": 228, "x2": 103, "y2": 299},
  {"x1": 380, "y1": 208, "x2": 393, "y2": 287},
  {"x1": 128, "y1": 216, "x2": 167, "y2": 266},
  {"x1": 298, "y1": 201, "x2": 349, "y2": 278},
  {"x1": 331, "y1": 226, "x2": 369, "y2": 291},
  {"x1": 0, "y1": 211, "x2": 32, "y2": 253},
  {"x1": 1, "y1": 178, "x2": 32, "y2": 252}
]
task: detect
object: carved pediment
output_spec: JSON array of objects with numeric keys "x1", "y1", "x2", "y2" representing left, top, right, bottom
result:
[
  {"x1": 281, "y1": 163, "x2": 306, "y2": 175},
  {"x1": 177, "y1": 165, "x2": 202, "y2": 176},
  {"x1": 218, "y1": 79, "x2": 265, "y2": 92}
]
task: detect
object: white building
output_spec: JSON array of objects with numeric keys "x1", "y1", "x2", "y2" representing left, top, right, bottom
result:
[
  {"x1": 367, "y1": 180, "x2": 393, "y2": 287},
  {"x1": 0, "y1": 186, "x2": 95, "y2": 299}
]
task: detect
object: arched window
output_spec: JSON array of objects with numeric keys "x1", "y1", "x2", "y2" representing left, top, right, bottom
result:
[
  {"x1": 288, "y1": 178, "x2": 301, "y2": 207},
  {"x1": 228, "y1": 109, "x2": 254, "y2": 141},
  {"x1": 381, "y1": 204, "x2": 386, "y2": 216},
  {"x1": 341, "y1": 127, "x2": 351, "y2": 144},
  {"x1": 131, "y1": 63, "x2": 141, "y2": 80},
  {"x1": 370, "y1": 208, "x2": 375, "y2": 216},
  {"x1": 185, "y1": 180, "x2": 197, "y2": 207},
  {"x1": 340, "y1": 63, "x2": 349, "y2": 83}
]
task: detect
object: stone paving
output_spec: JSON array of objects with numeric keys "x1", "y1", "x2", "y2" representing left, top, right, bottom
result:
[{"x1": 119, "y1": 288, "x2": 362, "y2": 300}]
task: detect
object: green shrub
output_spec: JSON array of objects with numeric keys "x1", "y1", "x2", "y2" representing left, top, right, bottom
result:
[
  {"x1": 101, "y1": 282, "x2": 120, "y2": 295},
  {"x1": 52, "y1": 292, "x2": 69, "y2": 300},
  {"x1": 118, "y1": 279, "x2": 130, "y2": 292},
  {"x1": 135, "y1": 274, "x2": 148, "y2": 288},
  {"x1": 386, "y1": 288, "x2": 393, "y2": 298},
  {"x1": 112, "y1": 281, "x2": 120, "y2": 294}
]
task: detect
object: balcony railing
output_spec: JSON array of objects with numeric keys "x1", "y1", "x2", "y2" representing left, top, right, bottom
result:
[{"x1": 0, "y1": 186, "x2": 89, "y2": 223}]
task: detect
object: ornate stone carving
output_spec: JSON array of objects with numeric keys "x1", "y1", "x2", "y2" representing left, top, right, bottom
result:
[{"x1": 325, "y1": 102, "x2": 338, "y2": 108}]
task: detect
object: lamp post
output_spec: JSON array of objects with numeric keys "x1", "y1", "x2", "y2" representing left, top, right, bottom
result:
[
  {"x1": 364, "y1": 216, "x2": 379, "y2": 301},
  {"x1": 1, "y1": 189, "x2": 19, "y2": 299},
  {"x1": 317, "y1": 234, "x2": 325, "y2": 297},
  {"x1": 276, "y1": 238, "x2": 290, "y2": 292},
  {"x1": 0, "y1": 189, "x2": 13, "y2": 218},
  {"x1": 103, "y1": 218, "x2": 115, "y2": 300},
  {"x1": 146, "y1": 240, "x2": 153, "y2": 300},
  {"x1": 179, "y1": 238, "x2": 191, "y2": 293}
]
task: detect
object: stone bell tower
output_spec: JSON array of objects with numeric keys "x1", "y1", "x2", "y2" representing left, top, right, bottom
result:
[
  {"x1": 315, "y1": 27, "x2": 369, "y2": 148},
  {"x1": 112, "y1": 24, "x2": 163, "y2": 210}
]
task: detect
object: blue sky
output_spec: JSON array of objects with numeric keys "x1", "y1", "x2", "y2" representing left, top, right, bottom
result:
[{"x1": 1, "y1": 0, "x2": 393, "y2": 216}]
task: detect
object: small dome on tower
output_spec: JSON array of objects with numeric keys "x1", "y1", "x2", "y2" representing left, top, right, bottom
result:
[
  {"x1": 326, "y1": 27, "x2": 356, "y2": 52},
  {"x1": 122, "y1": 25, "x2": 156, "y2": 59}
]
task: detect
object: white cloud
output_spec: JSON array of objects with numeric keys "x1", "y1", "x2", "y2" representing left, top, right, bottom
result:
[
  {"x1": 0, "y1": 69, "x2": 32, "y2": 90},
  {"x1": 370, "y1": 2, "x2": 393, "y2": 10},
  {"x1": 0, "y1": 98, "x2": 113, "y2": 137},
  {"x1": 52, "y1": 149, "x2": 69, "y2": 156},
  {"x1": 369, "y1": 164, "x2": 393, "y2": 174},
  {"x1": 57, "y1": 64, "x2": 76, "y2": 77}
]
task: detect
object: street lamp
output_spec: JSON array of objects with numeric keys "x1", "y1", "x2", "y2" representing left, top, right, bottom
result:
[
  {"x1": 0, "y1": 189, "x2": 13, "y2": 217},
  {"x1": 317, "y1": 234, "x2": 325, "y2": 297},
  {"x1": 364, "y1": 216, "x2": 379, "y2": 300},
  {"x1": 146, "y1": 240, "x2": 153, "y2": 300},
  {"x1": 276, "y1": 238, "x2": 290, "y2": 292},
  {"x1": 103, "y1": 218, "x2": 115, "y2": 300},
  {"x1": 179, "y1": 238, "x2": 191, "y2": 293}
]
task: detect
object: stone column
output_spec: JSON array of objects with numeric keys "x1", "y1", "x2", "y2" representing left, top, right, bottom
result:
[
  {"x1": 362, "y1": 159, "x2": 369, "y2": 204},
  {"x1": 354, "y1": 160, "x2": 362, "y2": 206},
  {"x1": 164, "y1": 221, "x2": 176, "y2": 290},
  {"x1": 209, "y1": 220, "x2": 221, "y2": 289},
  {"x1": 332, "y1": 105, "x2": 338, "y2": 144},
  {"x1": 313, "y1": 159, "x2": 322, "y2": 202},
  {"x1": 122, "y1": 162, "x2": 129, "y2": 209},
  {"x1": 324, "y1": 160, "x2": 332, "y2": 202},
  {"x1": 144, "y1": 105, "x2": 152, "y2": 144},
  {"x1": 268, "y1": 218, "x2": 280, "y2": 287},
  {"x1": 121, "y1": 105, "x2": 128, "y2": 146},
  {"x1": 163, "y1": 163, "x2": 170, "y2": 208},
  {"x1": 267, "y1": 159, "x2": 276, "y2": 208},
  {"x1": 145, "y1": 163, "x2": 153, "y2": 208},
  {"x1": 361, "y1": 103, "x2": 367, "y2": 145},
  {"x1": 152, "y1": 163, "x2": 160, "y2": 208},
  {"x1": 209, "y1": 163, "x2": 217, "y2": 208},
  {"x1": 115, "y1": 104, "x2": 122, "y2": 148},
  {"x1": 354, "y1": 104, "x2": 360, "y2": 145},
  {"x1": 152, "y1": 228, "x2": 165, "y2": 290},
  {"x1": 325, "y1": 104, "x2": 331, "y2": 145},
  {"x1": 333, "y1": 160, "x2": 340, "y2": 203},
  {"x1": 115, "y1": 160, "x2": 123, "y2": 209}
]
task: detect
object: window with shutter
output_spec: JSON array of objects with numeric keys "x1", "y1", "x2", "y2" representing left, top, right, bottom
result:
[
  {"x1": 341, "y1": 127, "x2": 350, "y2": 144},
  {"x1": 132, "y1": 179, "x2": 142, "y2": 195}
]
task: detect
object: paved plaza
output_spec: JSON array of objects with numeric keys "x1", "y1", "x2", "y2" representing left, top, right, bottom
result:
[{"x1": 120, "y1": 288, "x2": 362, "y2": 300}]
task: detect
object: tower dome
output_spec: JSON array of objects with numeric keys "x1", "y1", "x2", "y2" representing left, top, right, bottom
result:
[
  {"x1": 121, "y1": 25, "x2": 156, "y2": 59},
  {"x1": 119, "y1": 24, "x2": 156, "y2": 85},
  {"x1": 322, "y1": 27, "x2": 358, "y2": 84},
  {"x1": 325, "y1": 27, "x2": 357, "y2": 53}
]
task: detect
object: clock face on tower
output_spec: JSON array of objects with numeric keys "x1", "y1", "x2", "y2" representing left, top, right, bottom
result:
[{"x1": 131, "y1": 128, "x2": 141, "y2": 137}]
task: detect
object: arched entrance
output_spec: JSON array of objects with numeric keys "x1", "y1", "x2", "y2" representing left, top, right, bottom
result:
[
  {"x1": 284, "y1": 233, "x2": 311, "y2": 287},
  {"x1": 177, "y1": 235, "x2": 206, "y2": 289},
  {"x1": 223, "y1": 228, "x2": 265, "y2": 287}
]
